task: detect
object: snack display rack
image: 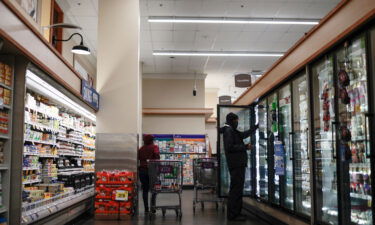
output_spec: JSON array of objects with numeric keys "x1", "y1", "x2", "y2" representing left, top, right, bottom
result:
[
  {"x1": 153, "y1": 134, "x2": 206, "y2": 186},
  {"x1": 95, "y1": 170, "x2": 136, "y2": 220}
]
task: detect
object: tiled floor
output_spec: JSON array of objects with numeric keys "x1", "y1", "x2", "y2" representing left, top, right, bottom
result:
[{"x1": 72, "y1": 190, "x2": 268, "y2": 225}]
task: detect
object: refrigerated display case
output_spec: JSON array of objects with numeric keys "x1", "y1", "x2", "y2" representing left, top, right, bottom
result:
[
  {"x1": 312, "y1": 55, "x2": 339, "y2": 224},
  {"x1": 278, "y1": 85, "x2": 293, "y2": 210},
  {"x1": 217, "y1": 105, "x2": 252, "y2": 197},
  {"x1": 267, "y1": 93, "x2": 279, "y2": 205},
  {"x1": 292, "y1": 74, "x2": 311, "y2": 216},
  {"x1": 21, "y1": 69, "x2": 96, "y2": 224},
  {"x1": 335, "y1": 35, "x2": 372, "y2": 225},
  {"x1": 255, "y1": 101, "x2": 268, "y2": 201}
]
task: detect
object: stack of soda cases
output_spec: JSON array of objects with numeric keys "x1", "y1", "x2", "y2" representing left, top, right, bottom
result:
[{"x1": 95, "y1": 170, "x2": 136, "y2": 220}]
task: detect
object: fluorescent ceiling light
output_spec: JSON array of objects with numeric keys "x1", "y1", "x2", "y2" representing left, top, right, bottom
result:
[
  {"x1": 251, "y1": 71, "x2": 264, "y2": 77},
  {"x1": 153, "y1": 51, "x2": 284, "y2": 57},
  {"x1": 26, "y1": 70, "x2": 96, "y2": 122},
  {"x1": 148, "y1": 16, "x2": 319, "y2": 25}
]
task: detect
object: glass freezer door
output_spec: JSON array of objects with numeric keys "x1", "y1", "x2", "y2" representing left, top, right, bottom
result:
[
  {"x1": 217, "y1": 105, "x2": 252, "y2": 197},
  {"x1": 278, "y1": 85, "x2": 293, "y2": 210},
  {"x1": 255, "y1": 101, "x2": 268, "y2": 201},
  {"x1": 335, "y1": 36, "x2": 372, "y2": 225},
  {"x1": 268, "y1": 93, "x2": 280, "y2": 205},
  {"x1": 292, "y1": 74, "x2": 311, "y2": 216},
  {"x1": 312, "y1": 56, "x2": 339, "y2": 224}
]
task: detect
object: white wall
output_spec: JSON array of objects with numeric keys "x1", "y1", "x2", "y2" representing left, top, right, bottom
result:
[
  {"x1": 96, "y1": 0, "x2": 140, "y2": 134},
  {"x1": 205, "y1": 89, "x2": 218, "y2": 154},
  {"x1": 142, "y1": 78, "x2": 206, "y2": 135},
  {"x1": 143, "y1": 78, "x2": 205, "y2": 108},
  {"x1": 143, "y1": 115, "x2": 206, "y2": 134}
]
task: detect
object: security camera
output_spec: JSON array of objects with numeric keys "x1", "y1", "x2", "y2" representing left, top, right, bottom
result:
[{"x1": 193, "y1": 88, "x2": 197, "y2": 96}]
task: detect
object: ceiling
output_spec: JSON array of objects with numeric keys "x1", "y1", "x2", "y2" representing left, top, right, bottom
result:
[
  {"x1": 58, "y1": 0, "x2": 341, "y2": 99},
  {"x1": 56, "y1": 0, "x2": 98, "y2": 67}
]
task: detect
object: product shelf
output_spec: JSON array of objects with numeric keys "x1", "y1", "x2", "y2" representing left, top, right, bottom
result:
[
  {"x1": 0, "y1": 134, "x2": 9, "y2": 140},
  {"x1": 0, "y1": 207, "x2": 7, "y2": 214},
  {"x1": 23, "y1": 179, "x2": 42, "y2": 185},
  {"x1": 21, "y1": 188, "x2": 94, "y2": 225},
  {"x1": 23, "y1": 167, "x2": 40, "y2": 171},
  {"x1": 39, "y1": 155, "x2": 59, "y2": 158},
  {"x1": 0, "y1": 165, "x2": 8, "y2": 170},
  {"x1": 25, "y1": 121, "x2": 59, "y2": 133},
  {"x1": 24, "y1": 139, "x2": 58, "y2": 146},
  {"x1": 25, "y1": 105, "x2": 60, "y2": 120}
]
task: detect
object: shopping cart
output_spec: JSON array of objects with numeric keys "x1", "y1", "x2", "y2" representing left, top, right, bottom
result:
[
  {"x1": 193, "y1": 157, "x2": 224, "y2": 213},
  {"x1": 148, "y1": 160, "x2": 183, "y2": 219}
]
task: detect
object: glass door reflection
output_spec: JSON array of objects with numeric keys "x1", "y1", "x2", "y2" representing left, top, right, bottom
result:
[
  {"x1": 278, "y1": 85, "x2": 293, "y2": 210},
  {"x1": 268, "y1": 93, "x2": 279, "y2": 205},
  {"x1": 293, "y1": 74, "x2": 311, "y2": 216},
  {"x1": 312, "y1": 56, "x2": 339, "y2": 224},
  {"x1": 256, "y1": 101, "x2": 268, "y2": 200},
  {"x1": 335, "y1": 36, "x2": 372, "y2": 225}
]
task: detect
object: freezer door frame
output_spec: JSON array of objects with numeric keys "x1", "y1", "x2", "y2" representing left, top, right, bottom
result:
[{"x1": 217, "y1": 104, "x2": 253, "y2": 198}]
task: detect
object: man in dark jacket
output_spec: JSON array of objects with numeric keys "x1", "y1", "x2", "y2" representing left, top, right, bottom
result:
[{"x1": 222, "y1": 112, "x2": 257, "y2": 221}]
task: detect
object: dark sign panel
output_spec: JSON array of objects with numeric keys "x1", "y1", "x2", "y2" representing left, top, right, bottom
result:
[
  {"x1": 219, "y1": 95, "x2": 232, "y2": 105},
  {"x1": 234, "y1": 74, "x2": 252, "y2": 88},
  {"x1": 81, "y1": 80, "x2": 100, "y2": 110}
]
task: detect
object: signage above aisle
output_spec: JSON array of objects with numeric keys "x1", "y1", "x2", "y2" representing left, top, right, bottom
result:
[
  {"x1": 219, "y1": 96, "x2": 232, "y2": 105},
  {"x1": 81, "y1": 80, "x2": 100, "y2": 111},
  {"x1": 234, "y1": 74, "x2": 252, "y2": 88}
]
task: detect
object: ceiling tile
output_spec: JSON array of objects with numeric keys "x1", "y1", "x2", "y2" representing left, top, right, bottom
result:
[
  {"x1": 147, "y1": 1, "x2": 175, "y2": 16},
  {"x1": 151, "y1": 30, "x2": 173, "y2": 42},
  {"x1": 173, "y1": 30, "x2": 196, "y2": 42},
  {"x1": 216, "y1": 31, "x2": 241, "y2": 42}
]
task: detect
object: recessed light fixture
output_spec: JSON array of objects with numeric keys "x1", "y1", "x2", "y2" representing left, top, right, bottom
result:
[
  {"x1": 148, "y1": 16, "x2": 319, "y2": 25},
  {"x1": 251, "y1": 70, "x2": 264, "y2": 77},
  {"x1": 153, "y1": 51, "x2": 284, "y2": 57}
]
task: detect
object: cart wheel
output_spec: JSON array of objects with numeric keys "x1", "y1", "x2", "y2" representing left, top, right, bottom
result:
[
  {"x1": 216, "y1": 202, "x2": 219, "y2": 210},
  {"x1": 201, "y1": 202, "x2": 204, "y2": 210},
  {"x1": 162, "y1": 209, "x2": 166, "y2": 217},
  {"x1": 178, "y1": 210, "x2": 183, "y2": 220}
]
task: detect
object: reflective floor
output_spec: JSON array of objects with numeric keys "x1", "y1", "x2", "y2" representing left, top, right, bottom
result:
[{"x1": 72, "y1": 190, "x2": 268, "y2": 225}]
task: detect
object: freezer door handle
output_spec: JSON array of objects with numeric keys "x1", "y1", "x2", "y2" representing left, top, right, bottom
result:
[
  {"x1": 331, "y1": 121, "x2": 338, "y2": 159},
  {"x1": 306, "y1": 128, "x2": 310, "y2": 160},
  {"x1": 364, "y1": 113, "x2": 372, "y2": 158},
  {"x1": 289, "y1": 132, "x2": 294, "y2": 160}
]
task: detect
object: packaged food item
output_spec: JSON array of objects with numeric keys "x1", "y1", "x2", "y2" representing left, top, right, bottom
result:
[
  {"x1": 3, "y1": 89, "x2": 10, "y2": 105},
  {"x1": 0, "y1": 217, "x2": 7, "y2": 225},
  {"x1": 0, "y1": 63, "x2": 5, "y2": 84},
  {"x1": 4, "y1": 65, "x2": 11, "y2": 87}
]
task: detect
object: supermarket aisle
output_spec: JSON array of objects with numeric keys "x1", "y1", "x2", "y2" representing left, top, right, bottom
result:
[{"x1": 76, "y1": 190, "x2": 268, "y2": 225}]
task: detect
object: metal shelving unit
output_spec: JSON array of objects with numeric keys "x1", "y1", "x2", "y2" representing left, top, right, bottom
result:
[{"x1": 0, "y1": 55, "x2": 15, "y2": 222}]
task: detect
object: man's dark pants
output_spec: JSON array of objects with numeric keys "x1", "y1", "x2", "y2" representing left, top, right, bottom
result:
[{"x1": 227, "y1": 166, "x2": 246, "y2": 219}]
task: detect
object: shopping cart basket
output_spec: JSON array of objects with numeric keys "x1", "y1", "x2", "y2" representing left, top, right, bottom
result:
[
  {"x1": 193, "y1": 157, "x2": 224, "y2": 213},
  {"x1": 148, "y1": 160, "x2": 183, "y2": 219}
]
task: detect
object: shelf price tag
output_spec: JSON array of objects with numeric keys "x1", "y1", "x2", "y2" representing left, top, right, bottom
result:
[{"x1": 115, "y1": 190, "x2": 128, "y2": 201}]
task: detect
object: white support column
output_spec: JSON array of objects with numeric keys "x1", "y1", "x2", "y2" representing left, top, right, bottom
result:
[{"x1": 96, "y1": 0, "x2": 141, "y2": 171}]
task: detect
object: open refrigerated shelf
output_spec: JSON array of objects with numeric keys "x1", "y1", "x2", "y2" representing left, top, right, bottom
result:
[{"x1": 19, "y1": 69, "x2": 97, "y2": 224}]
